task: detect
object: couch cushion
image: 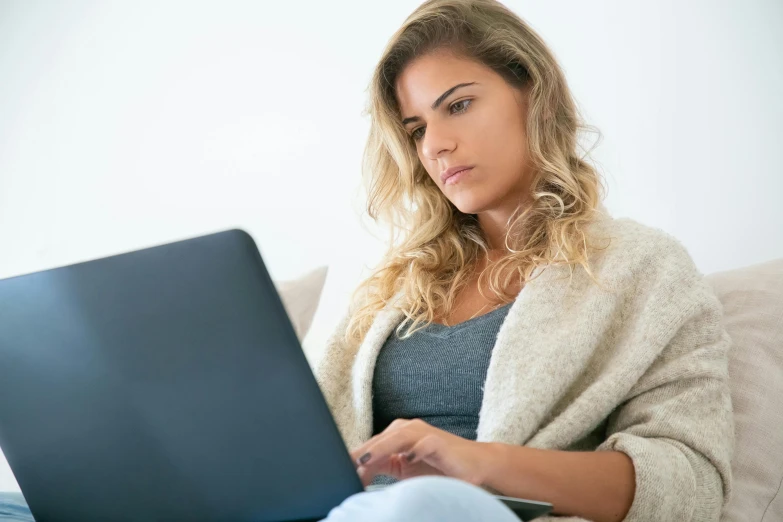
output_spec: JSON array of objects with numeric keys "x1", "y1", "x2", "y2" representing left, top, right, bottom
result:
[
  {"x1": 706, "y1": 258, "x2": 783, "y2": 522},
  {"x1": 276, "y1": 266, "x2": 328, "y2": 342}
]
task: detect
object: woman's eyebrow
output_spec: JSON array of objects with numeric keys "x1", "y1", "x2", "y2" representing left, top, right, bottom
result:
[{"x1": 401, "y1": 82, "x2": 478, "y2": 125}]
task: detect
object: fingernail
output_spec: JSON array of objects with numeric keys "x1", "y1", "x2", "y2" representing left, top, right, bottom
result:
[
  {"x1": 358, "y1": 452, "x2": 371, "y2": 465},
  {"x1": 405, "y1": 452, "x2": 415, "y2": 462}
]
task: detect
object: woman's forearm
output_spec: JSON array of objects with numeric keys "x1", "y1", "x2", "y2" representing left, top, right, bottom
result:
[{"x1": 478, "y1": 442, "x2": 636, "y2": 522}]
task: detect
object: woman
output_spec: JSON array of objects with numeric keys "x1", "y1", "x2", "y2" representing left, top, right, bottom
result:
[
  {"x1": 312, "y1": 0, "x2": 734, "y2": 521},
  {"x1": 0, "y1": 1, "x2": 733, "y2": 521}
]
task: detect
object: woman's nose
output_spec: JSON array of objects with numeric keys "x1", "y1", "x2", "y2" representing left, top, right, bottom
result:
[{"x1": 420, "y1": 122, "x2": 457, "y2": 160}]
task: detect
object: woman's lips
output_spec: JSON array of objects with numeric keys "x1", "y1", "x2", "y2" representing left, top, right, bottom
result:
[{"x1": 442, "y1": 166, "x2": 474, "y2": 186}]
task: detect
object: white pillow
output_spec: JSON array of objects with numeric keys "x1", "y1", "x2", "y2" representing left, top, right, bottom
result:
[
  {"x1": 706, "y1": 258, "x2": 783, "y2": 522},
  {"x1": 275, "y1": 266, "x2": 328, "y2": 342}
]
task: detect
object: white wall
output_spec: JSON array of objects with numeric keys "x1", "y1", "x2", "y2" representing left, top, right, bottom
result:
[{"x1": 0, "y1": 0, "x2": 781, "y2": 493}]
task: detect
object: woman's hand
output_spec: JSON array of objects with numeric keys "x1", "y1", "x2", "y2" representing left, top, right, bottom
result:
[{"x1": 349, "y1": 418, "x2": 494, "y2": 487}]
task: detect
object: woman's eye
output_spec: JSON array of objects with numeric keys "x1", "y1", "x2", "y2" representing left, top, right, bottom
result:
[
  {"x1": 409, "y1": 100, "x2": 471, "y2": 142},
  {"x1": 450, "y1": 99, "x2": 471, "y2": 114}
]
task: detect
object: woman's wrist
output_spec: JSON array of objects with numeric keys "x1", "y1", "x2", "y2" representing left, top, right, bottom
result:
[{"x1": 474, "y1": 441, "x2": 515, "y2": 493}]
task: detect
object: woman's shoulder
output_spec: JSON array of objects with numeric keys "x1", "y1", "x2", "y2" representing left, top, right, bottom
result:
[
  {"x1": 583, "y1": 214, "x2": 706, "y2": 290},
  {"x1": 576, "y1": 215, "x2": 723, "y2": 341},
  {"x1": 587, "y1": 215, "x2": 690, "y2": 258},
  {"x1": 587, "y1": 214, "x2": 698, "y2": 266}
]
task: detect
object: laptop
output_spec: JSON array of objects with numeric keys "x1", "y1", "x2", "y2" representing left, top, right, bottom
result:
[{"x1": 0, "y1": 229, "x2": 553, "y2": 521}]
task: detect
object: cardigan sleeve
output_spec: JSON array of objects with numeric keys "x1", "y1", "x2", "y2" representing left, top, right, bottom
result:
[{"x1": 594, "y1": 275, "x2": 735, "y2": 522}]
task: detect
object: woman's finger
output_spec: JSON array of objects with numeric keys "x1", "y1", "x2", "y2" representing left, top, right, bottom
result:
[
  {"x1": 353, "y1": 428, "x2": 432, "y2": 480},
  {"x1": 401, "y1": 433, "x2": 441, "y2": 467},
  {"x1": 349, "y1": 418, "x2": 417, "y2": 465}
]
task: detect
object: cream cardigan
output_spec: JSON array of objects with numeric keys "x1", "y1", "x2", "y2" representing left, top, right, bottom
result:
[{"x1": 311, "y1": 216, "x2": 734, "y2": 522}]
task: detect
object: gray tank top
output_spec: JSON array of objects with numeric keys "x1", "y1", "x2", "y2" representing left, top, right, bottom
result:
[{"x1": 369, "y1": 302, "x2": 513, "y2": 485}]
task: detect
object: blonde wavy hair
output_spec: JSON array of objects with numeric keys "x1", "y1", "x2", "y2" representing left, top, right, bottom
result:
[{"x1": 345, "y1": 0, "x2": 607, "y2": 347}]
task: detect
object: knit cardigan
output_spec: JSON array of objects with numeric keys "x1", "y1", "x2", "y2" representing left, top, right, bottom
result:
[{"x1": 311, "y1": 216, "x2": 734, "y2": 522}]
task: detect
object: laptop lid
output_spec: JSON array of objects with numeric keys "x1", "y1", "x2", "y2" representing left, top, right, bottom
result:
[{"x1": 0, "y1": 229, "x2": 363, "y2": 522}]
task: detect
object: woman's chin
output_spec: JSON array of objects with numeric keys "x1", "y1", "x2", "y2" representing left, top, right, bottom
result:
[{"x1": 449, "y1": 194, "x2": 493, "y2": 216}]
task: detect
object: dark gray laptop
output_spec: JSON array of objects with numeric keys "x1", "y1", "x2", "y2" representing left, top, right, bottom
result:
[{"x1": 0, "y1": 229, "x2": 553, "y2": 521}]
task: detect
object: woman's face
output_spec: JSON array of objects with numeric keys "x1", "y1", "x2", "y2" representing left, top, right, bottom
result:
[{"x1": 395, "y1": 50, "x2": 533, "y2": 216}]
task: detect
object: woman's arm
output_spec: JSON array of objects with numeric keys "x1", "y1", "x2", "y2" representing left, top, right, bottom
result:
[
  {"x1": 474, "y1": 289, "x2": 734, "y2": 522},
  {"x1": 479, "y1": 443, "x2": 635, "y2": 522}
]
